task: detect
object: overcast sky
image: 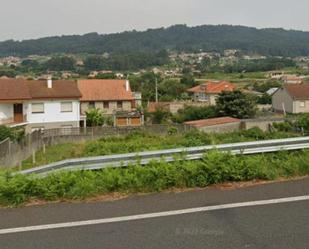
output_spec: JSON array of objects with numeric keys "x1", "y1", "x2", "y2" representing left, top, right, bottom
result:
[{"x1": 1, "y1": 0, "x2": 308, "y2": 41}]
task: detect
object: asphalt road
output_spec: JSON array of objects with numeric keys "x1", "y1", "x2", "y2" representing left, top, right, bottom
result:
[{"x1": 0, "y1": 178, "x2": 309, "y2": 249}]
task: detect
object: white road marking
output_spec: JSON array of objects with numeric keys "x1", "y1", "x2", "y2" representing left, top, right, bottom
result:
[{"x1": 1, "y1": 195, "x2": 309, "y2": 235}]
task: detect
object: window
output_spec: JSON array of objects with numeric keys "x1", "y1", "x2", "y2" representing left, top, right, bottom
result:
[
  {"x1": 32, "y1": 103, "x2": 44, "y2": 114},
  {"x1": 117, "y1": 101, "x2": 123, "y2": 109},
  {"x1": 299, "y1": 102, "x2": 306, "y2": 108},
  {"x1": 103, "y1": 101, "x2": 109, "y2": 109},
  {"x1": 88, "y1": 102, "x2": 95, "y2": 109},
  {"x1": 61, "y1": 102, "x2": 73, "y2": 112}
]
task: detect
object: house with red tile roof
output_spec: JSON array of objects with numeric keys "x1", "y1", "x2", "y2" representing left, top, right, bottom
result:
[
  {"x1": 272, "y1": 84, "x2": 309, "y2": 114},
  {"x1": 77, "y1": 79, "x2": 143, "y2": 127},
  {"x1": 0, "y1": 78, "x2": 81, "y2": 133},
  {"x1": 187, "y1": 81, "x2": 236, "y2": 105}
]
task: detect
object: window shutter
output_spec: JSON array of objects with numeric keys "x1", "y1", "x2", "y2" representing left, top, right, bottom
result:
[
  {"x1": 32, "y1": 103, "x2": 44, "y2": 113},
  {"x1": 61, "y1": 102, "x2": 73, "y2": 112}
]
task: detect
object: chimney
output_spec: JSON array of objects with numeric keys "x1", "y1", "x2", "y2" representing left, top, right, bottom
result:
[
  {"x1": 125, "y1": 80, "x2": 130, "y2": 91},
  {"x1": 47, "y1": 77, "x2": 53, "y2": 89}
]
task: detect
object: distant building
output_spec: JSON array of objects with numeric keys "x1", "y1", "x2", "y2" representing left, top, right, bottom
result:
[
  {"x1": 187, "y1": 81, "x2": 236, "y2": 105},
  {"x1": 281, "y1": 75, "x2": 303, "y2": 84},
  {"x1": 267, "y1": 71, "x2": 285, "y2": 80},
  {"x1": 77, "y1": 79, "x2": 143, "y2": 127},
  {"x1": 272, "y1": 84, "x2": 309, "y2": 114}
]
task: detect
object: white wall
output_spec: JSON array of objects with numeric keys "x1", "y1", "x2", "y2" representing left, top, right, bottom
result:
[
  {"x1": 0, "y1": 104, "x2": 13, "y2": 121},
  {"x1": 26, "y1": 100, "x2": 80, "y2": 124}
]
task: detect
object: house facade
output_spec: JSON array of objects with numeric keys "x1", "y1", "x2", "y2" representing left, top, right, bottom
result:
[
  {"x1": 77, "y1": 79, "x2": 143, "y2": 126},
  {"x1": 0, "y1": 78, "x2": 81, "y2": 133},
  {"x1": 187, "y1": 81, "x2": 236, "y2": 105},
  {"x1": 272, "y1": 84, "x2": 309, "y2": 114}
]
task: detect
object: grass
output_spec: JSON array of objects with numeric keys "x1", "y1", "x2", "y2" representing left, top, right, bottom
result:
[
  {"x1": 1, "y1": 149, "x2": 309, "y2": 206},
  {"x1": 21, "y1": 129, "x2": 299, "y2": 169}
]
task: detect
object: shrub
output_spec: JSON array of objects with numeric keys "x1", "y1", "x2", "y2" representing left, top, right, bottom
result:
[
  {"x1": 297, "y1": 114, "x2": 309, "y2": 135},
  {"x1": 172, "y1": 106, "x2": 217, "y2": 123},
  {"x1": 2, "y1": 150, "x2": 309, "y2": 206},
  {"x1": 0, "y1": 126, "x2": 14, "y2": 141},
  {"x1": 273, "y1": 121, "x2": 293, "y2": 132}
]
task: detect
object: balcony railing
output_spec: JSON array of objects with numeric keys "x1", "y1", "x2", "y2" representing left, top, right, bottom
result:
[{"x1": 0, "y1": 115, "x2": 27, "y2": 125}]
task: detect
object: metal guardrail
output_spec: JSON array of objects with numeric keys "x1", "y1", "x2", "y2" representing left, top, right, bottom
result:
[{"x1": 19, "y1": 136, "x2": 309, "y2": 176}]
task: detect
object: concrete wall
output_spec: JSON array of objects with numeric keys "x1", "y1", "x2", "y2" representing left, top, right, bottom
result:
[
  {"x1": 242, "y1": 118, "x2": 285, "y2": 132},
  {"x1": 293, "y1": 100, "x2": 309, "y2": 113},
  {"x1": 197, "y1": 122, "x2": 241, "y2": 133},
  {"x1": 272, "y1": 88, "x2": 294, "y2": 113},
  {"x1": 25, "y1": 121, "x2": 80, "y2": 133}
]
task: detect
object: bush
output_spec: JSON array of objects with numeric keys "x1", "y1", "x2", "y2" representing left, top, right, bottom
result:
[
  {"x1": 2, "y1": 150, "x2": 309, "y2": 206},
  {"x1": 273, "y1": 121, "x2": 293, "y2": 132},
  {"x1": 0, "y1": 126, "x2": 13, "y2": 141},
  {"x1": 297, "y1": 114, "x2": 309, "y2": 135},
  {"x1": 172, "y1": 106, "x2": 217, "y2": 123}
]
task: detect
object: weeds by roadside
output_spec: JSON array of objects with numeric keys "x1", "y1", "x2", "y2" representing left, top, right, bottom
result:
[{"x1": 2, "y1": 149, "x2": 309, "y2": 206}]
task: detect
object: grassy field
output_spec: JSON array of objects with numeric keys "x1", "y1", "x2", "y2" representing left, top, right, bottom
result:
[
  {"x1": 1, "y1": 149, "x2": 309, "y2": 206},
  {"x1": 21, "y1": 129, "x2": 299, "y2": 169}
]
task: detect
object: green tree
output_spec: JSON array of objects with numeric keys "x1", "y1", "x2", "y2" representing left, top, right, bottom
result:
[
  {"x1": 84, "y1": 55, "x2": 104, "y2": 70},
  {"x1": 86, "y1": 108, "x2": 105, "y2": 127},
  {"x1": 180, "y1": 73, "x2": 196, "y2": 87},
  {"x1": 257, "y1": 93, "x2": 272, "y2": 105},
  {"x1": 216, "y1": 90, "x2": 257, "y2": 119},
  {"x1": 45, "y1": 56, "x2": 75, "y2": 71},
  {"x1": 151, "y1": 107, "x2": 171, "y2": 124},
  {"x1": 172, "y1": 106, "x2": 217, "y2": 123}
]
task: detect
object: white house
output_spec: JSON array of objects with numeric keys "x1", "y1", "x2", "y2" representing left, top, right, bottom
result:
[{"x1": 0, "y1": 78, "x2": 81, "y2": 133}]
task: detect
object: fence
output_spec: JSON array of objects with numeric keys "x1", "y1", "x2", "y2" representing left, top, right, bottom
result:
[
  {"x1": 20, "y1": 136, "x2": 309, "y2": 176},
  {"x1": 0, "y1": 125, "x2": 193, "y2": 168}
]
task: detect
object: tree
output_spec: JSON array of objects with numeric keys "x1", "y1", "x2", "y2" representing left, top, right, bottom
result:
[
  {"x1": 216, "y1": 90, "x2": 257, "y2": 119},
  {"x1": 180, "y1": 73, "x2": 196, "y2": 87},
  {"x1": 172, "y1": 106, "x2": 217, "y2": 123},
  {"x1": 86, "y1": 108, "x2": 105, "y2": 127},
  {"x1": 84, "y1": 55, "x2": 104, "y2": 70},
  {"x1": 45, "y1": 56, "x2": 75, "y2": 71},
  {"x1": 151, "y1": 107, "x2": 171, "y2": 124},
  {"x1": 257, "y1": 93, "x2": 272, "y2": 105}
]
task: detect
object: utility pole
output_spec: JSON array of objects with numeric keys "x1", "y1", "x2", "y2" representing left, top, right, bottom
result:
[{"x1": 155, "y1": 77, "x2": 158, "y2": 103}]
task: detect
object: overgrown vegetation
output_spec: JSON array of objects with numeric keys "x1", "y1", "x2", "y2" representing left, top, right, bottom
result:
[
  {"x1": 0, "y1": 126, "x2": 24, "y2": 142},
  {"x1": 21, "y1": 128, "x2": 298, "y2": 169},
  {"x1": 2, "y1": 149, "x2": 309, "y2": 206}
]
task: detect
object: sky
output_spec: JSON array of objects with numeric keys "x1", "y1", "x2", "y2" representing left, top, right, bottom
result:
[{"x1": 0, "y1": 0, "x2": 308, "y2": 41}]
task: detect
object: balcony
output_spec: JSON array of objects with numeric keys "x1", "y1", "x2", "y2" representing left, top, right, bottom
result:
[{"x1": 0, "y1": 115, "x2": 27, "y2": 127}]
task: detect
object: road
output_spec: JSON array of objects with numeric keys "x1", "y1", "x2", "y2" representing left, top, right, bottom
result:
[{"x1": 0, "y1": 178, "x2": 309, "y2": 249}]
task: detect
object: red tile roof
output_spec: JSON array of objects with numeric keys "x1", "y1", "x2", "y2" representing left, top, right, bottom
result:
[
  {"x1": 184, "y1": 117, "x2": 240, "y2": 128},
  {"x1": 78, "y1": 79, "x2": 135, "y2": 101},
  {"x1": 284, "y1": 84, "x2": 309, "y2": 100},
  {"x1": 187, "y1": 81, "x2": 236, "y2": 94},
  {"x1": 0, "y1": 79, "x2": 81, "y2": 101},
  {"x1": 0, "y1": 79, "x2": 31, "y2": 101},
  {"x1": 27, "y1": 80, "x2": 81, "y2": 99}
]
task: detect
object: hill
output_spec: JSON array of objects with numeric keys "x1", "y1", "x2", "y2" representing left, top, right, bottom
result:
[{"x1": 1, "y1": 25, "x2": 309, "y2": 57}]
